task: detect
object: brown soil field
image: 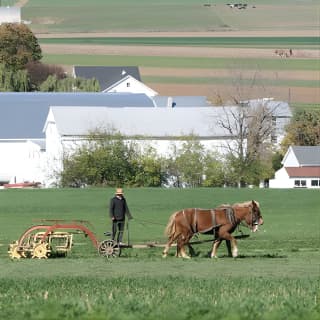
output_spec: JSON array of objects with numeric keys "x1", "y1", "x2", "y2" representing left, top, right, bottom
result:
[
  {"x1": 39, "y1": 31, "x2": 319, "y2": 105},
  {"x1": 41, "y1": 44, "x2": 318, "y2": 59}
]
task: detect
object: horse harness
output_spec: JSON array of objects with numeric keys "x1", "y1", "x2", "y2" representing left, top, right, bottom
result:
[{"x1": 181, "y1": 208, "x2": 221, "y2": 235}]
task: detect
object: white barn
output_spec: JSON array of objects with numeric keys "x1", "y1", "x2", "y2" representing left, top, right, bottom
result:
[
  {"x1": 0, "y1": 92, "x2": 292, "y2": 187},
  {"x1": 43, "y1": 101, "x2": 291, "y2": 187},
  {"x1": 269, "y1": 146, "x2": 320, "y2": 189},
  {"x1": 43, "y1": 106, "x2": 238, "y2": 187},
  {"x1": 0, "y1": 92, "x2": 155, "y2": 186}
]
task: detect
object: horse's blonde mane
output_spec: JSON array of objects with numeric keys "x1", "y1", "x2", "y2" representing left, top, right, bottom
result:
[{"x1": 233, "y1": 200, "x2": 260, "y2": 208}]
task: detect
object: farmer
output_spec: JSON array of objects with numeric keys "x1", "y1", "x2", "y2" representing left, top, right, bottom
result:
[{"x1": 109, "y1": 188, "x2": 133, "y2": 245}]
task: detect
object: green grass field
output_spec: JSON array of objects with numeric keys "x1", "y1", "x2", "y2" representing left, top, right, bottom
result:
[
  {"x1": 0, "y1": 188, "x2": 319, "y2": 319},
  {"x1": 38, "y1": 37, "x2": 319, "y2": 49},
  {"x1": 42, "y1": 54, "x2": 319, "y2": 71},
  {"x1": 22, "y1": 0, "x2": 319, "y2": 33}
]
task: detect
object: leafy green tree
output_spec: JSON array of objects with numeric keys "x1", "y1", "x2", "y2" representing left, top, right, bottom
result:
[
  {"x1": 271, "y1": 151, "x2": 283, "y2": 171},
  {"x1": 202, "y1": 152, "x2": 225, "y2": 187},
  {"x1": 166, "y1": 137, "x2": 206, "y2": 187},
  {"x1": 0, "y1": 64, "x2": 30, "y2": 91},
  {"x1": 0, "y1": 23, "x2": 42, "y2": 71},
  {"x1": 132, "y1": 146, "x2": 164, "y2": 187},
  {"x1": 61, "y1": 132, "x2": 166, "y2": 187},
  {"x1": 281, "y1": 109, "x2": 320, "y2": 150},
  {"x1": 40, "y1": 75, "x2": 100, "y2": 92}
]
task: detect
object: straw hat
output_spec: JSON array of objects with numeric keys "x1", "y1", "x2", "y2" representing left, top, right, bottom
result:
[{"x1": 115, "y1": 188, "x2": 123, "y2": 195}]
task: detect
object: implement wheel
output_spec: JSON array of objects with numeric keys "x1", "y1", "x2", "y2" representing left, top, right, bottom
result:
[
  {"x1": 32, "y1": 243, "x2": 49, "y2": 259},
  {"x1": 8, "y1": 242, "x2": 25, "y2": 259},
  {"x1": 98, "y1": 240, "x2": 121, "y2": 258}
]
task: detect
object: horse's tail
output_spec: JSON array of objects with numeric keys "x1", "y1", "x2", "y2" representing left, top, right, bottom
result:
[{"x1": 164, "y1": 212, "x2": 178, "y2": 238}]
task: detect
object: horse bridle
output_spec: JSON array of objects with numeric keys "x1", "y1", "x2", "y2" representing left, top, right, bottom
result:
[{"x1": 250, "y1": 205, "x2": 261, "y2": 226}]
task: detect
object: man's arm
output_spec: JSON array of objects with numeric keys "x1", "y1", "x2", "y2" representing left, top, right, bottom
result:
[{"x1": 109, "y1": 198, "x2": 115, "y2": 219}]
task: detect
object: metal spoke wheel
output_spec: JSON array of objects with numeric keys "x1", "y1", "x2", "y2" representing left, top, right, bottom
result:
[
  {"x1": 8, "y1": 242, "x2": 25, "y2": 259},
  {"x1": 98, "y1": 240, "x2": 121, "y2": 258},
  {"x1": 32, "y1": 243, "x2": 49, "y2": 259}
]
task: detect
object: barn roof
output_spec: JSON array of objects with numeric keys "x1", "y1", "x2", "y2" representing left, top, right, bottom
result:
[
  {"x1": 285, "y1": 167, "x2": 320, "y2": 178},
  {"x1": 47, "y1": 106, "x2": 234, "y2": 138},
  {"x1": 153, "y1": 96, "x2": 210, "y2": 108},
  {"x1": 73, "y1": 66, "x2": 141, "y2": 92},
  {"x1": 0, "y1": 92, "x2": 155, "y2": 139},
  {"x1": 290, "y1": 146, "x2": 320, "y2": 166}
]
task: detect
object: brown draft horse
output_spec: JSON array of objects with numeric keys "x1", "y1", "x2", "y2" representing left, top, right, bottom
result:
[{"x1": 162, "y1": 200, "x2": 263, "y2": 259}]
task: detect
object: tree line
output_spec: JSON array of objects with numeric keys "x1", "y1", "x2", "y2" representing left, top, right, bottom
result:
[{"x1": 0, "y1": 23, "x2": 100, "y2": 92}]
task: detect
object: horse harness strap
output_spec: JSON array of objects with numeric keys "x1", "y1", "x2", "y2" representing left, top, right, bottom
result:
[
  {"x1": 182, "y1": 209, "x2": 197, "y2": 234},
  {"x1": 211, "y1": 209, "x2": 216, "y2": 229},
  {"x1": 225, "y1": 207, "x2": 236, "y2": 226},
  {"x1": 192, "y1": 208, "x2": 198, "y2": 233}
]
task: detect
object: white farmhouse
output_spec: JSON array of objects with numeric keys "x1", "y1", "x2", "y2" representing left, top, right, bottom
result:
[
  {"x1": 269, "y1": 146, "x2": 320, "y2": 188},
  {"x1": 73, "y1": 66, "x2": 158, "y2": 97}
]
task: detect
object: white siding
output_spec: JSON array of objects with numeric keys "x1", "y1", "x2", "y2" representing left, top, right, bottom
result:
[
  {"x1": 104, "y1": 76, "x2": 158, "y2": 97},
  {"x1": 269, "y1": 168, "x2": 292, "y2": 188},
  {"x1": 0, "y1": 140, "x2": 45, "y2": 184}
]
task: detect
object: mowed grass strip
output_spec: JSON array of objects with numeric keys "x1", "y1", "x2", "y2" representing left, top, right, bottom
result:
[
  {"x1": 39, "y1": 37, "x2": 320, "y2": 48},
  {"x1": 42, "y1": 54, "x2": 319, "y2": 71}
]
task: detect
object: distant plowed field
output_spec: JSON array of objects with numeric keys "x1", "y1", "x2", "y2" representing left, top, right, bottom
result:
[
  {"x1": 40, "y1": 35, "x2": 319, "y2": 105},
  {"x1": 20, "y1": 0, "x2": 319, "y2": 105}
]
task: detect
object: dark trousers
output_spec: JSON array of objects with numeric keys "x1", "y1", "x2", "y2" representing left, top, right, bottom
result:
[{"x1": 112, "y1": 220, "x2": 125, "y2": 243}]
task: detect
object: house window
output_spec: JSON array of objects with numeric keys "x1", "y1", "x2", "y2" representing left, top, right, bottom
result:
[
  {"x1": 311, "y1": 180, "x2": 319, "y2": 187},
  {"x1": 294, "y1": 180, "x2": 307, "y2": 188},
  {"x1": 126, "y1": 82, "x2": 130, "y2": 87}
]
